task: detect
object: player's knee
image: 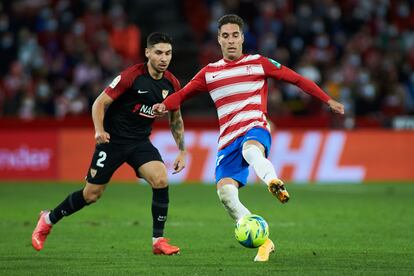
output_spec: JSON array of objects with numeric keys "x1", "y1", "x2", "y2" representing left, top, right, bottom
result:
[
  {"x1": 217, "y1": 184, "x2": 236, "y2": 205},
  {"x1": 148, "y1": 174, "x2": 168, "y2": 188},
  {"x1": 83, "y1": 186, "x2": 105, "y2": 204},
  {"x1": 83, "y1": 191, "x2": 102, "y2": 204},
  {"x1": 153, "y1": 176, "x2": 168, "y2": 188},
  {"x1": 242, "y1": 144, "x2": 264, "y2": 164}
]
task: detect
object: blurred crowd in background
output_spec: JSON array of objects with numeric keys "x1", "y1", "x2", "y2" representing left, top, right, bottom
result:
[{"x1": 0, "y1": 0, "x2": 413, "y2": 128}]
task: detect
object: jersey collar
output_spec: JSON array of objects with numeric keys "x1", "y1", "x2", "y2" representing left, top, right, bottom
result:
[
  {"x1": 144, "y1": 62, "x2": 164, "y2": 80},
  {"x1": 222, "y1": 54, "x2": 247, "y2": 64}
]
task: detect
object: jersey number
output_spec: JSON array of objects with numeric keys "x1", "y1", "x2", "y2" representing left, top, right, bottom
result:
[
  {"x1": 216, "y1": 154, "x2": 225, "y2": 166},
  {"x1": 96, "y1": 151, "x2": 107, "y2": 168}
]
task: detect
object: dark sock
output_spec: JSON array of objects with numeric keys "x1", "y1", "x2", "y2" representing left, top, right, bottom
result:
[
  {"x1": 152, "y1": 187, "x2": 169, "y2": 238},
  {"x1": 49, "y1": 189, "x2": 88, "y2": 224}
]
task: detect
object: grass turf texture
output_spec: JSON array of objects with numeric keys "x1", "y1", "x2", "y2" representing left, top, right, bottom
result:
[{"x1": 0, "y1": 182, "x2": 413, "y2": 275}]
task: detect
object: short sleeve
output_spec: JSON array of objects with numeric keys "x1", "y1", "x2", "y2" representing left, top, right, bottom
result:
[{"x1": 104, "y1": 65, "x2": 138, "y2": 99}]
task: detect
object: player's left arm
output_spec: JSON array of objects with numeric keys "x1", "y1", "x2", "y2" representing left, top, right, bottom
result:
[
  {"x1": 153, "y1": 68, "x2": 208, "y2": 115},
  {"x1": 262, "y1": 57, "x2": 344, "y2": 115},
  {"x1": 168, "y1": 108, "x2": 186, "y2": 174}
]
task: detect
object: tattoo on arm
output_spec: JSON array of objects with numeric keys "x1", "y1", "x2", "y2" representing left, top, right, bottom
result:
[{"x1": 169, "y1": 110, "x2": 185, "y2": 151}]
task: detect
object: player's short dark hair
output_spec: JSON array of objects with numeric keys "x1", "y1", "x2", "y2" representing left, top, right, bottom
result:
[
  {"x1": 146, "y1": 32, "x2": 172, "y2": 48},
  {"x1": 218, "y1": 14, "x2": 244, "y2": 31}
]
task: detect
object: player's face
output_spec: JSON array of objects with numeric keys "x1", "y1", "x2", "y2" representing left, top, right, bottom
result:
[
  {"x1": 145, "y1": 43, "x2": 172, "y2": 74},
  {"x1": 218, "y1": 23, "x2": 244, "y2": 60}
]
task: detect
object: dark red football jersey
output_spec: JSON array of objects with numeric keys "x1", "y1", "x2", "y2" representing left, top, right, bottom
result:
[{"x1": 103, "y1": 63, "x2": 180, "y2": 143}]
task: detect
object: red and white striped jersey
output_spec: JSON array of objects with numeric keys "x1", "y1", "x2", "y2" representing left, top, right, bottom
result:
[{"x1": 163, "y1": 54, "x2": 331, "y2": 150}]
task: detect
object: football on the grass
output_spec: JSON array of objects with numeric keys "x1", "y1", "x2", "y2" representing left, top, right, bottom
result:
[{"x1": 234, "y1": 214, "x2": 269, "y2": 248}]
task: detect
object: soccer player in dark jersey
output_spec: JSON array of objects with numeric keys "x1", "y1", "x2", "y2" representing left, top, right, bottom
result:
[
  {"x1": 153, "y1": 15, "x2": 344, "y2": 261},
  {"x1": 32, "y1": 32, "x2": 185, "y2": 255}
]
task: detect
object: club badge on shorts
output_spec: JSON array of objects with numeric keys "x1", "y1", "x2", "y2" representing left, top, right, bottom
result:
[
  {"x1": 90, "y1": 168, "x2": 97, "y2": 178},
  {"x1": 162, "y1": 89, "x2": 169, "y2": 99}
]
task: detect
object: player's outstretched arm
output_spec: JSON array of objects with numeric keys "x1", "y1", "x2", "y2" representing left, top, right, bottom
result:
[
  {"x1": 153, "y1": 103, "x2": 167, "y2": 116},
  {"x1": 263, "y1": 57, "x2": 345, "y2": 115},
  {"x1": 153, "y1": 68, "x2": 208, "y2": 115},
  {"x1": 168, "y1": 109, "x2": 186, "y2": 174},
  {"x1": 327, "y1": 99, "x2": 345, "y2": 115},
  {"x1": 92, "y1": 92, "x2": 113, "y2": 144}
]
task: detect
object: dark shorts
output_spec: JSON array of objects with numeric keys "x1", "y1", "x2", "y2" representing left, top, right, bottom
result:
[{"x1": 86, "y1": 140, "x2": 163, "y2": 184}]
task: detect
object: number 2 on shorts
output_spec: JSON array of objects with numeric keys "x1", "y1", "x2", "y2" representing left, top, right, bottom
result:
[{"x1": 96, "y1": 151, "x2": 107, "y2": 168}]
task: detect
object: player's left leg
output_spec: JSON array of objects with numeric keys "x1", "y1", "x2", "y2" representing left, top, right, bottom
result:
[
  {"x1": 138, "y1": 161, "x2": 180, "y2": 255},
  {"x1": 242, "y1": 139, "x2": 289, "y2": 204}
]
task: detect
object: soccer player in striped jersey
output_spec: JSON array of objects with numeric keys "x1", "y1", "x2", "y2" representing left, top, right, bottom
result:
[{"x1": 153, "y1": 14, "x2": 344, "y2": 261}]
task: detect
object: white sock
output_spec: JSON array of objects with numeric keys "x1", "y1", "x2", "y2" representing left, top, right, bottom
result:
[
  {"x1": 152, "y1": 237, "x2": 162, "y2": 244},
  {"x1": 217, "y1": 184, "x2": 250, "y2": 221},
  {"x1": 242, "y1": 144, "x2": 278, "y2": 185},
  {"x1": 44, "y1": 212, "x2": 52, "y2": 225}
]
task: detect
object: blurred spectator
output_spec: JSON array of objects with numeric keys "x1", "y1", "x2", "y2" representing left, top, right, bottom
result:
[
  {"x1": 0, "y1": 0, "x2": 139, "y2": 120},
  {"x1": 0, "y1": 0, "x2": 413, "y2": 128},
  {"x1": 192, "y1": 0, "x2": 414, "y2": 127},
  {"x1": 109, "y1": 5, "x2": 141, "y2": 64}
]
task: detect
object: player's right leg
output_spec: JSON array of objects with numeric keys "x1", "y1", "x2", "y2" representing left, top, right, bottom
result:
[
  {"x1": 215, "y1": 134, "x2": 277, "y2": 262},
  {"x1": 216, "y1": 178, "x2": 251, "y2": 221},
  {"x1": 32, "y1": 142, "x2": 123, "y2": 251},
  {"x1": 31, "y1": 183, "x2": 106, "y2": 251},
  {"x1": 254, "y1": 238, "x2": 275, "y2": 262},
  {"x1": 215, "y1": 138, "x2": 252, "y2": 221}
]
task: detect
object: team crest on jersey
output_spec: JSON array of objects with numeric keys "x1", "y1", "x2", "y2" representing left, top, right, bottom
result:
[
  {"x1": 162, "y1": 89, "x2": 169, "y2": 99},
  {"x1": 90, "y1": 168, "x2": 97, "y2": 178}
]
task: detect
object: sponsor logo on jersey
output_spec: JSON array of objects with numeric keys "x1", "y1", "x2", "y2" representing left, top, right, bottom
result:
[
  {"x1": 133, "y1": 103, "x2": 155, "y2": 118},
  {"x1": 137, "y1": 89, "x2": 149, "y2": 94},
  {"x1": 268, "y1": 58, "x2": 281, "y2": 69},
  {"x1": 162, "y1": 89, "x2": 169, "y2": 99},
  {"x1": 109, "y1": 75, "x2": 121, "y2": 88}
]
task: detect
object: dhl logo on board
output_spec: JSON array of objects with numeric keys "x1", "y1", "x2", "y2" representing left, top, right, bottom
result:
[{"x1": 0, "y1": 130, "x2": 413, "y2": 183}]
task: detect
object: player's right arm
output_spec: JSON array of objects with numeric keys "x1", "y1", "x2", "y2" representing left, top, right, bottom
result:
[
  {"x1": 92, "y1": 92, "x2": 113, "y2": 144},
  {"x1": 153, "y1": 68, "x2": 208, "y2": 115},
  {"x1": 93, "y1": 66, "x2": 136, "y2": 143}
]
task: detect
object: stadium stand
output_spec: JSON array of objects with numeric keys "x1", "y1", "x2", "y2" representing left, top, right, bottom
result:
[{"x1": 0, "y1": 0, "x2": 413, "y2": 128}]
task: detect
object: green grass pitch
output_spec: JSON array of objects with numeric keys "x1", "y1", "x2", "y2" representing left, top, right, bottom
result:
[{"x1": 1, "y1": 182, "x2": 413, "y2": 275}]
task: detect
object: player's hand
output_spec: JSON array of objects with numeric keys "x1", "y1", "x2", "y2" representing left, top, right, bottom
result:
[
  {"x1": 153, "y1": 103, "x2": 168, "y2": 117},
  {"x1": 95, "y1": 130, "x2": 110, "y2": 144},
  {"x1": 327, "y1": 99, "x2": 345, "y2": 115},
  {"x1": 172, "y1": 150, "x2": 186, "y2": 174}
]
